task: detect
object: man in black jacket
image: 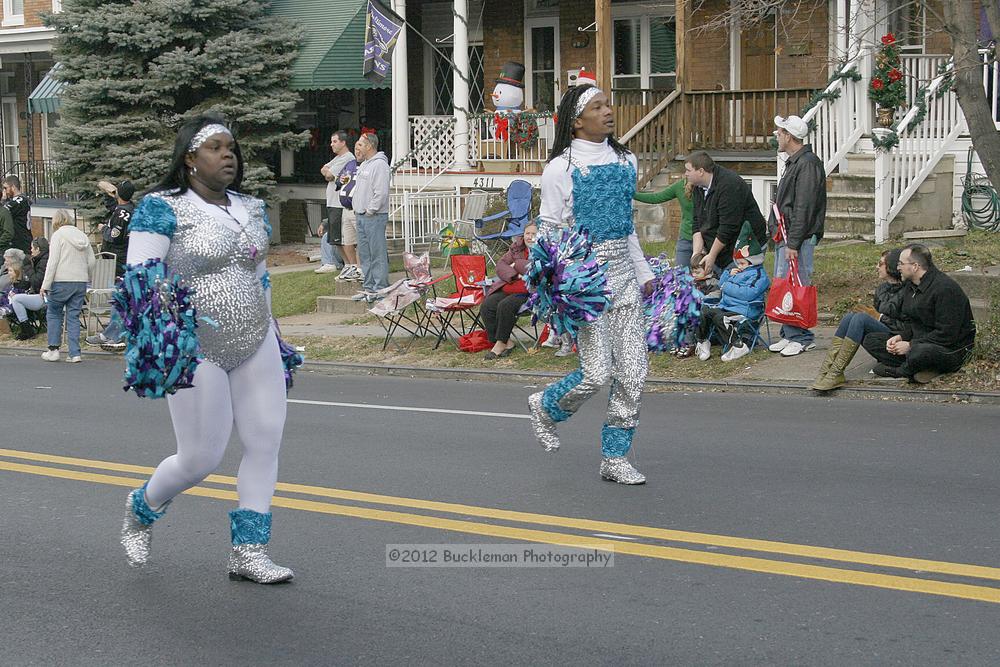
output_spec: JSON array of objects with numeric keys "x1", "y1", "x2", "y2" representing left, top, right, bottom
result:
[
  {"x1": 861, "y1": 244, "x2": 976, "y2": 383},
  {"x1": 97, "y1": 179, "x2": 135, "y2": 277},
  {"x1": 688, "y1": 151, "x2": 768, "y2": 276},
  {"x1": 2, "y1": 175, "x2": 32, "y2": 253},
  {"x1": 767, "y1": 115, "x2": 826, "y2": 357}
]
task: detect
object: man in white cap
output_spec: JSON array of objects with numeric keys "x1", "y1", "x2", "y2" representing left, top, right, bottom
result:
[{"x1": 767, "y1": 115, "x2": 826, "y2": 357}]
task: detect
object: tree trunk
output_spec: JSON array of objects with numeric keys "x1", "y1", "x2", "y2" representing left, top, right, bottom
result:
[{"x1": 944, "y1": 0, "x2": 1000, "y2": 198}]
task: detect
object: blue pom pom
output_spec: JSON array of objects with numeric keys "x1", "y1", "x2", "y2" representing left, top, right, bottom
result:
[
  {"x1": 525, "y1": 228, "x2": 609, "y2": 338},
  {"x1": 272, "y1": 319, "x2": 304, "y2": 392},
  {"x1": 643, "y1": 254, "x2": 704, "y2": 353},
  {"x1": 112, "y1": 259, "x2": 202, "y2": 398},
  {"x1": 260, "y1": 271, "x2": 271, "y2": 290}
]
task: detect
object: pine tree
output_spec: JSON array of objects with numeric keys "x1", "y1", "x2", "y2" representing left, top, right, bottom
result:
[{"x1": 45, "y1": 0, "x2": 307, "y2": 219}]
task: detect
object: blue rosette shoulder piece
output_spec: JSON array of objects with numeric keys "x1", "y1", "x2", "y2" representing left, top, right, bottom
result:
[
  {"x1": 112, "y1": 259, "x2": 202, "y2": 398},
  {"x1": 644, "y1": 254, "x2": 704, "y2": 353},
  {"x1": 272, "y1": 319, "x2": 304, "y2": 392},
  {"x1": 525, "y1": 227, "x2": 610, "y2": 338}
]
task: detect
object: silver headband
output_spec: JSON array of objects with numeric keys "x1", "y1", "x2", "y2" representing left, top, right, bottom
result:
[
  {"x1": 188, "y1": 124, "x2": 233, "y2": 152},
  {"x1": 573, "y1": 87, "x2": 603, "y2": 121}
]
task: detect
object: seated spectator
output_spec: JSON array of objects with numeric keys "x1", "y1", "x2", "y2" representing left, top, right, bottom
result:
[
  {"x1": 861, "y1": 243, "x2": 976, "y2": 383},
  {"x1": 6, "y1": 238, "x2": 48, "y2": 340},
  {"x1": 812, "y1": 248, "x2": 905, "y2": 391},
  {"x1": 482, "y1": 223, "x2": 536, "y2": 360},
  {"x1": 690, "y1": 250, "x2": 720, "y2": 301},
  {"x1": 40, "y1": 210, "x2": 96, "y2": 363},
  {"x1": 694, "y1": 223, "x2": 770, "y2": 362},
  {"x1": 0, "y1": 248, "x2": 33, "y2": 318}
]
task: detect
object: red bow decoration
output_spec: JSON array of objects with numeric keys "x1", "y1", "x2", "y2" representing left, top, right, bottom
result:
[{"x1": 494, "y1": 113, "x2": 510, "y2": 141}]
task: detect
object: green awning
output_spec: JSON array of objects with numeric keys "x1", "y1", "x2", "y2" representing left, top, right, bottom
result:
[
  {"x1": 28, "y1": 63, "x2": 65, "y2": 114},
  {"x1": 269, "y1": 0, "x2": 392, "y2": 91}
]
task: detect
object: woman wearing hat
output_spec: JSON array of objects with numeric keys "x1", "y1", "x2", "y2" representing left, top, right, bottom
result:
[
  {"x1": 812, "y1": 248, "x2": 905, "y2": 391},
  {"x1": 117, "y1": 114, "x2": 295, "y2": 584}
]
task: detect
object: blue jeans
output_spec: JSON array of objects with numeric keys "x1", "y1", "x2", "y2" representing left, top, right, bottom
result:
[
  {"x1": 47, "y1": 282, "x2": 87, "y2": 356},
  {"x1": 320, "y1": 231, "x2": 344, "y2": 268},
  {"x1": 834, "y1": 312, "x2": 891, "y2": 343},
  {"x1": 774, "y1": 238, "x2": 816, "y2": 344},
  {"x1": 356, "y1": 212, "x2": 389, "y2": 292},
  {"x1": 675, "y1": 238, "x2": 693, "y2": 270}
]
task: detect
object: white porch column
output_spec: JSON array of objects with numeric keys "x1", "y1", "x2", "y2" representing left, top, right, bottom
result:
[
  {"x1": 835, "y1": 0, "x2": 848, "y2": 60},
  {"x1": 452, "y1": 0, "x2": 472, "y2": 170},
  {"x1": 855, "y1": 0, "x2": 876, "y2": 131},
  {"x1": 391, "y1": 0, "x2": 410, "y2": 165}
]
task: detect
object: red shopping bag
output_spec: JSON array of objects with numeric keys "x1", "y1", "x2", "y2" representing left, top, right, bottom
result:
[
  {"x1": 766, "y1": 203, "x2": 818, "y2": 329},
  {"x1": 458, "y1": 329, "x2": 492, "y2": 353}
]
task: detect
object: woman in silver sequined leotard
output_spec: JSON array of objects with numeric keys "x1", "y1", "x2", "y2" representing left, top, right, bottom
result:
[{"x1": 118, "y1": 116, "x2": 293, "y2": 584}]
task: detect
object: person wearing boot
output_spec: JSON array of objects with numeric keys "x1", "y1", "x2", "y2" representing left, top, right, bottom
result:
[
  {"x1": 812, "y1": 248, "x2": 906, "y2": 391},
  {"x1": 7, "y1": 237, "x2": 49, "y2": 340},
  {"x1": 117, "y1": 115, "x2": 294, "y2": 584}
]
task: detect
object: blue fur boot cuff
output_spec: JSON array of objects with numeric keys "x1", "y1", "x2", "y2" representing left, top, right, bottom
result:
[
  {"x1": 230, "y1": 508, "x2": 272, "y2": 545},
  {"x1": 131, "y1": 483, "x2": 168, "y2": 526}
]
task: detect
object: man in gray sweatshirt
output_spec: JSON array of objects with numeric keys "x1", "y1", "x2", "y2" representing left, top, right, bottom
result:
[{"x1": 350, "y1": 132, "x2": 391, "y2": 301}]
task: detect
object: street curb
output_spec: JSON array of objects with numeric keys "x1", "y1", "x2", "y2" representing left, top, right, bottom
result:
[{"x1": 4, "y1": 345, "x2": 997, "y2": 405}]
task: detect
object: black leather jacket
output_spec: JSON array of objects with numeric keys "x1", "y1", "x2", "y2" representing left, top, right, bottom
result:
[{"x1": 769, "y1": 145, "x2": 826, "y2": 251}]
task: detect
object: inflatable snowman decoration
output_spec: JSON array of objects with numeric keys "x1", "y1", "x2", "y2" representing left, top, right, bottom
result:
[{"x1": 491, "y1": 62, "x2": 525, "y2": 142}]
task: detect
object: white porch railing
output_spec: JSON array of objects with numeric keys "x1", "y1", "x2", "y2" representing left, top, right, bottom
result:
[
  {"x1": 394, "y1": 188, "x2": 463, "y2": 253},
  {"x1": 779, "y1": 49, "x2": 869, "y2": 183},
  {"x1": 391, "y1": 116, "x2": 458, "y2": 252},
  {"x1": 467, "y1": 113, "x2": 554, "y2": 172},
  {"x1": 874, "y1": 61, "x2": 962, "y2": 243},
  {"x1": 982, "y1": 48, "x2": 1000, "y2": 128}
]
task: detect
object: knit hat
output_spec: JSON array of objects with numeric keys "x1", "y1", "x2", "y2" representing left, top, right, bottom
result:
[
  {"x1": 884, "y1": 248, "x2": 902, "y2": 280},
  {"x1": 733, "y1": 221, "x2": 764, "y2": 265}
]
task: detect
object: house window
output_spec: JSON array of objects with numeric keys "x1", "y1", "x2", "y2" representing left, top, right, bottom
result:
[
  {"x1": 2, "y1": 0, "x2": 25, "y2": 26},
  {"x1": 52, "y1": 0, "x2": 62, "y2": 11},
  {"x1": 883, "y1": 0, "x2": 926, "y2": 52},
  {"x1": 1, "y1": 96, "x2": 19, "y2": 168},
  {"x1": 432, "y1": 44, "x2": 485, "y2": 114},
  {"x1": 525, "y1": 18, "x2": 560, "y2": 112},
  {"x1": 613, "y1": 14, "x2": 677, "y2": 91},
  {"x1": 41, "y1": 112, "x2": 60, "y2": 160}
]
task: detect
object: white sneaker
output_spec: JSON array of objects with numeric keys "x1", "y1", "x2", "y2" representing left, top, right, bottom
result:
[
  {"x1": 41, "y1": 349, "x2": 60, "y2": 362},
  {"x1": 350, "y1": 291, "x2": 371, "y2": 302},
  {"x1": 768, "y1": 338, "x2": 791, "y2": 353},
  {"x1": 555, "y1": 342, "x2": 575, "y2": 357},
  {"x1": 66, "y1": 355, "x2": 82, "y2": 363},
  {"x1": 348, "y1": 266, "x2": 364, "y2": 282},
  {"x1": 314, "y1": 264, "x2": 338, "y2": 274},
  {"x1": 779, "y1": 341, "x2": 817, "y2": 356},
  {"x1": 695, "y1": 340, "x2": 711, "y2": 361},
  {"x1": 721, "y1": 343, "x2": 750, "y2": 362},
  {"x1": 334, "y1": 265, "x2": 354, "y2": 281}
]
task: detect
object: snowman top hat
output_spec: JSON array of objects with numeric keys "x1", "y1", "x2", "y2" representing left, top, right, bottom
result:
[{"x1": 496, "y1": 61, "x2": 525, "y2": 89}]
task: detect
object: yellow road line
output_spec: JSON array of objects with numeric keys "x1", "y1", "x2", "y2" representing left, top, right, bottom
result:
[
  {"x1": 1, "y1": 447, "x2": 998, "y2": 582},
  {"x1": 2, "y1": 458, "x2": 1000, "y2": 605},
  {"x1": 2, "y1": 447, "x2": 999, "y2": 582}
]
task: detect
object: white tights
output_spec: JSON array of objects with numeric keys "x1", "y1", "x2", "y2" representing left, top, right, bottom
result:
[{"x1": 143, "y1": 328, "x2": 287, "y2": 513}]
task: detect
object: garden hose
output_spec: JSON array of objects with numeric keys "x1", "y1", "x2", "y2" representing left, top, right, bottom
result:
[{"x1": 962, "y1": 147, "x2": 1000, "y2": 231}]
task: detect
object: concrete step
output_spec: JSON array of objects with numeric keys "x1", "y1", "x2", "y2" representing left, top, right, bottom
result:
[
  {"x1": 825, "y1": 211, "x2": 877, "y2": 236},
  {"x1": 971, "y1": 297, "x2": 992, "y2": 323},
  {"x1": 827, "y1": 192, "x2": 875, "y2": 215},
  {"x1": 828, "y1": 174, "x2": 874, "y2": 194},
  {"x1": 949, "y1": 266, "x2": 1000, "y2": 301},
  {"x1": 902, "y1": 228, "x2": 967, "y2": 241},
  {"x1": 316, "y1": 295, "x2": 374, "y2": 315}
]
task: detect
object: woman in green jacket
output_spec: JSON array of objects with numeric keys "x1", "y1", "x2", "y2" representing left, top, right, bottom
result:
[{"x1": 634, "y1": 177, "x2": 694, "y2": 269}]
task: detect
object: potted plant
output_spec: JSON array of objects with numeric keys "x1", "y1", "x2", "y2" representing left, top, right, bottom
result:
[{"x1": 869, "y1": 33, "x2": 906, "y2": 127}]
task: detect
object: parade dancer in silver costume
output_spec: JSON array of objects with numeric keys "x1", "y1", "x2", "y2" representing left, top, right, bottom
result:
[
  {"x1": 119, "y1": 116, "x2": 293, "y2": 583},
  {"x1": 528, "y1": 85, "x2": 654, "y2": 484}
]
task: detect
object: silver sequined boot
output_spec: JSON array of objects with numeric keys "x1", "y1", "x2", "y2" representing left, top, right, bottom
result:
[
  {"x1": 528, "y1": 391, "x2": 560, "y2": 452},
  {"x1": 120, "y1": 485, "x2": 169, "y2": 567},
  {"x1": 600, "y1": 457, "x2": 646, "y2": 485},
  {"x1": 227, "y1": 509, "x2": 294, "y2": 584}
]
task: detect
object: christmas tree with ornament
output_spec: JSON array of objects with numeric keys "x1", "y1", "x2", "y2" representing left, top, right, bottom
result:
[
  {"x1": 869, "y1": 33, "x2": 907, "y2": 110},
  {"x1": 45, "y1": 0, "x2": 307, "y2": 220}
]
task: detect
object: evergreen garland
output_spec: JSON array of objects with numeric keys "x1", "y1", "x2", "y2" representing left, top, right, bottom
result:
[{"x1": 45, "y1": 0, "x2": 308, "y2": 221}]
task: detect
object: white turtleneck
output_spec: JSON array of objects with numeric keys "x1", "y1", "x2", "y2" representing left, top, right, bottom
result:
[{"x1": 538, "y1": 138, "x2": 652, "y2": 285}]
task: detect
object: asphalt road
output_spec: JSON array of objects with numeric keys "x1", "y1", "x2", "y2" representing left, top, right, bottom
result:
[{"x1": 2, "y1": 352, "x2": 1000, "y2": 665}]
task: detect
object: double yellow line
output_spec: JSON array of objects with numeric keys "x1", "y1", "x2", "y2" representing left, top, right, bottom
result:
[{"x1": 2, "y1": 446, "x2": 999, "y2": 604}]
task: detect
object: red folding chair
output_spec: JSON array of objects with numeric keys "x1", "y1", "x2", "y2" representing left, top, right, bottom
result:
[{"x1": 427, "y1": 254, "x2": 487, "y2": 350}]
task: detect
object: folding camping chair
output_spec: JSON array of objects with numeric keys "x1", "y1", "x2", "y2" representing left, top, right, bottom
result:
[
  {"x1": 473, "y1": 179, "x2": 532, "y2": 266},
  {"x1": 82, "y1": 252, "x2": 118, "y2": 335},
  {"x1": 707, "y1": 299, "x2": 773, "y2": 354},
  {"x1": 426, "y1": 254, "x2": 488, "y2": 350},
  {"x1": 368, "y1": 252, "x2": 449, "y2": 351}
]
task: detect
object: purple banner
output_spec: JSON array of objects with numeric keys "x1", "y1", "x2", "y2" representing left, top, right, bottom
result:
[{"x1": 364, "y1": 0, "x2": 404, "y2": 84}]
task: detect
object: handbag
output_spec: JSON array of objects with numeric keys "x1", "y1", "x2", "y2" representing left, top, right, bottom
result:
[{"x1": 765, "y1": 205, "x2": 817, "y2": 329}]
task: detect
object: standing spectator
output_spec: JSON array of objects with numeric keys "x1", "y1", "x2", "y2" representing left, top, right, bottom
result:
[
  {"x1": 634, "y1": 176, "x2": 694, "y2": 269},
  {"x1": 350, "y1": 132, "x2": 390, "y2": 303},
  {"x1": 686, "y1": 151, "x2": 768, "y2": 276},
  {"x1": 811, "y1": 249, "x2": 905, "y2": 391},
  {"x1": 3, "y1": 175, "x2": 32, "y2": 253},
  {"x1": 7, "y1": 237, "x2": 48, "y2": 340},
  {"x1": 482, "y1": 223, "x2": 536, "y2": 360},
  {"x1": 0, "y1": 203, "x2": 15, "y2": 285},
  {"x1": 315, "y1": 131, "x2": 352, "y2": 276},
  {"x1": 97, "y1": 179, "x2": 136, "y2": 277},
  {"x1": 861, "y1": 244, "x2": 976, "y2": 383},
  {"x1": 40, "y1": 210, "x2": 96, "y2": 363},
  {"x1": 767, "y1": 115, "x2": 827, "y2": 357}
]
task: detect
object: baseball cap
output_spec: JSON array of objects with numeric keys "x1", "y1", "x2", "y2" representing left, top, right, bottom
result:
[
  {"x1": 116, "y1": 180, "x2": 135, "y2": 201},
  {"x1": 774, "y1": 115, "x2": 809, "y2": 140}
]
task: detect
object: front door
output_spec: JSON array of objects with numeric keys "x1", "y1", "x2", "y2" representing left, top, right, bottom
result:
[{"x1": 740, "y1": 15, "x2": 776, "y2": 137}]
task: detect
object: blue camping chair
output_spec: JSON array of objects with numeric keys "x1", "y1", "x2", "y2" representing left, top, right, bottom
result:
[{"x1": 473, "y1": 179, "x2": 533, "y2": 266}]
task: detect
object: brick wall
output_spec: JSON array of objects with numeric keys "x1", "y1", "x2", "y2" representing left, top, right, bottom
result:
[
  {"x1": 776, "y1": 3, "x2": 830, "y2": 89},
  {"x1": 560, "y1": 1, "x2": 596, "y2": 91},
  {"x1": 279, "y1": 199, "x2": 308, "y2": 243},
  {"x1": 1, "y1": 0, "x2": 53, "y2": 27},
  {"x1": 482, "y1": 0, "x2": 524, "y2": 111},
  {"x1": 686, "y1": 0, "x2": 730, "y2": 91}
]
